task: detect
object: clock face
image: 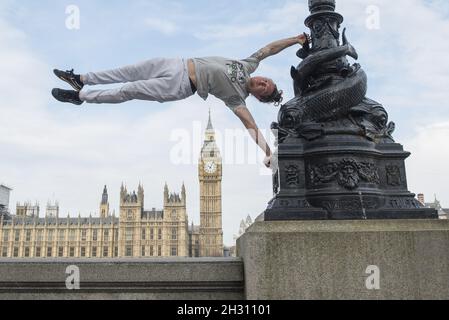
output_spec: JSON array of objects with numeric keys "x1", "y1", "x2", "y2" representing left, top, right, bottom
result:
[{"x1": 204, "y1": 161, "x2": 217, "y2": 174}]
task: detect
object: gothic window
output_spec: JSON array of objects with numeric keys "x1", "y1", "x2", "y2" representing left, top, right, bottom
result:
[
  {"x1": 92, "y1": 247, "x2": 97, "y2": 257},
  {"x1": 69, "y1": 230, "x2": 76, "y2": 241},
  {"x1": 158, "y1": 246, "x2": 162, "y2": 256},
  {"x1": 47, "y1": 230, "x2": 54, "y2": 242},
  {"x1": 58, "y1": 247, "x2": 64, "y2": 257},
  {"x1": 171, "y1": 228, "x2": 177, "y2": 240},
  {"x1": 69, "y1": 247, "x2": 75, "y2": 257},
  {"x1": 114, "y1": 247, "x2": 118, "y2": 257},
  {"x1": 125, "y1": 228, "x2": 133, "y2": 241},
  {"x1": 14, "y1": 230, "x2": 20, "y2": 241},
  {"x1": 24, "y1": 247, "x2": 30, "y2": 257},
  {"x1": 127, "y1": 210, "x2": 133, "y2": 220},
  {"x1": 150, "y1": 246, "x2": 154, "y2": 256},
  {"x1": 141, "y1": 228, "x2": 146, "y2": 240},
  {"x1": 1, "y1": 247, "x2": 7, "y2": 257},
  {"x1": 141, "y1": 246, "x2": 146, "y2": 256},
  {"x1": 13, "y1": 247, "x2": 19, "y2": 257},
  {"x1": 58, "y1": 230, "x2": 65, "y2": 241},
  {"x1": 80, "y1": 247, "x2": 86, "y2": 257},
  {"x1": 171, "y1": 210, "x2": 177, "y2": 220},
  {"x1": 47, "y1": 247, "x2": 52, "y2": 257},
  {"x1": 171, "y1": 247, "x2": 177, "y2": 256},
  {"x1": 150, "y1": 229, "x2": 154, "y2": 240},
  {"x1": 125, "y1": 246, "x2": 133, "y2": 257},
  {"x1": 93, "y1": 229, "x2": 98, "y2": 241},
  {"x1": 2, "y1": 230, "x2": 9, "y2": 242},
  {"x1": 81, "y1": 230, "x2": 87, "y2": 241},
  {"x1": 104, "y1": 230, "x2": 109, "y2": 241},
  {"x1": 36, "y1": 247, "x2": 41, "y2": 257},
  {"x1": 158, "y1": 229, "x2": 162, "y2": 240},
  {"x1": 26, "y1": 230, "x2": 31, "y2": 242},
  {"x1": 103, "y1": 247, "x2": 109, "y2": 257},
  {"x1": 37, "y1": 230, "x2": 44, "y2": 242}
]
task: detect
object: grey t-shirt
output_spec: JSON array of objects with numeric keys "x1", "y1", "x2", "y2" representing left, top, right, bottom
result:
[{"x1": 191, "y1": 56, "x2": 260, "y2": 112}]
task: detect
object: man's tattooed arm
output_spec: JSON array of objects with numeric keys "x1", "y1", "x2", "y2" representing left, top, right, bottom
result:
[
  {"x1": 250, "y1": 47, "x2": 272, "y2": 61},
  {"x1": 250, "y1": 35, "x2": 308, "y2": 61}
]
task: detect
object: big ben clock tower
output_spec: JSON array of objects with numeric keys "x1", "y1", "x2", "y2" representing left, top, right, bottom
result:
[{"x1": 198, "y1": 111, "x2": 223, "y2": 257}]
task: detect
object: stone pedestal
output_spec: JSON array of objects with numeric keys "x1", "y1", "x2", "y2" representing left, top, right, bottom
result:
[
  {"x1": 237, "y1": 220, "x2": 449, "y2": 300},
  {"x1": 265, "y1": 135, "x2": 437, "y2": 220}
]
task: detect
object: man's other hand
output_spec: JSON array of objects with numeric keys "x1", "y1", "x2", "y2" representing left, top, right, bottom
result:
[{"x1": 264, "y1": 155, "x2": 272, "y2": 169}]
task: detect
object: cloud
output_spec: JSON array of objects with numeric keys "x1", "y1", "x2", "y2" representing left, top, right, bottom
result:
[
  {"x1": 144, "y1": 18, "x2": 178, "y2": 35},
  {"x1": 194, "y1": 2, "x2": 308, "y2": 41},
  {"x1": 405, "y1": 121, "x2": 449, "y2": 206}
]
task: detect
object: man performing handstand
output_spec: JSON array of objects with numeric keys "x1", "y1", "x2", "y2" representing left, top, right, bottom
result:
[{"x1": 52, "y1": 34, "x2": 309, "y2": 168}]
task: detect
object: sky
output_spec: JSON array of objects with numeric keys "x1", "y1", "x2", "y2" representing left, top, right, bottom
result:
[{"x1": 1, "y1": 0, "x2": 449, "y2": 246}]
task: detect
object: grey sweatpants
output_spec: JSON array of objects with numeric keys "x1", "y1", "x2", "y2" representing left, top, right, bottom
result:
[{"x1": 79, "y1": 58, "x2": 194, "y2": 104}]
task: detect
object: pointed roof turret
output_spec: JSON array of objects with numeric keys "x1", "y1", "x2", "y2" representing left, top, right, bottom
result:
[{"x1": 207, "y1": 108, "x2": 214, "y2": 130}]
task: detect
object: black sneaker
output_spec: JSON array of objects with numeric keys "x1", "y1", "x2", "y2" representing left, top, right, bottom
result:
[
  {"x1": 52, "y1": 88, "x2": 84, "y2": 106},
  {"x1": 53, "y1": 69, "x2": 84, "y2": 91}
]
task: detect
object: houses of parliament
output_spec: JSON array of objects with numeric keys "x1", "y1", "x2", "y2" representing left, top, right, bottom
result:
[{"x1": 0, "y1": 114, "x2": 223, "y2": 258}]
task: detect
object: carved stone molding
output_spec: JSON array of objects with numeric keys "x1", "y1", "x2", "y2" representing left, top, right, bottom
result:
[
  {"x1": 387, "y1": 198, "x2": 422, "y2": 210},
  {"x1": 285, "y1": 165, "x2": 301, "y2": 187},
  {"x1": 277, "y1": 199, "x2": 313, "y2": 209},
  {"x1": 321, "y1": 198, "x2": 379, "y2": 212},
  {"x1": 309, "y1": 158, "x2": 380, "y2": 190},
  {"x1": 386, "y1": 165, "x2": 402, "y2": 186}
]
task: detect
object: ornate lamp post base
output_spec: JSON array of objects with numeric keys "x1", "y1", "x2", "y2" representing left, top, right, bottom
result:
[
  {"x1": 263, "y1": 0, "x2": 437, "y2": 221},
  {"x1": 264, "y1": 134, "x2": 437, "y2": 221}
]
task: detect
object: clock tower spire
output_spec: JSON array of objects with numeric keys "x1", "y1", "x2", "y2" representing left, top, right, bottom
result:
[
  {"x1": 198, "y1": 110, "x2": 223, "y2": 257},
  {"x1": 205, "y1": 108, "x2": 215, "y2": 141}
]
